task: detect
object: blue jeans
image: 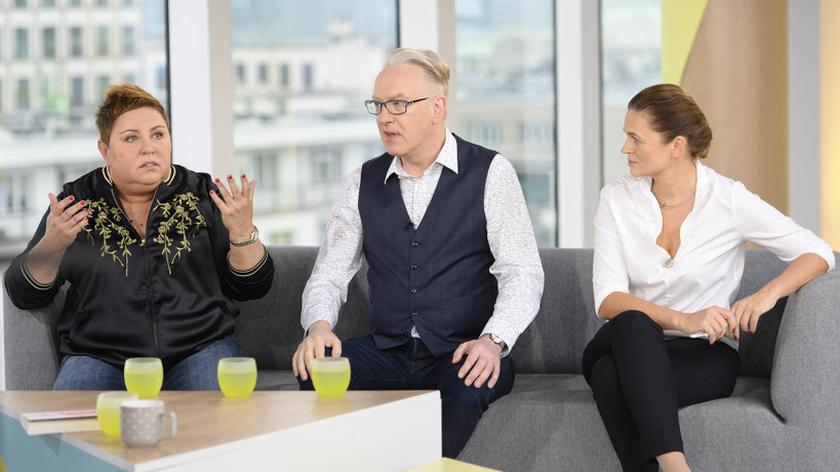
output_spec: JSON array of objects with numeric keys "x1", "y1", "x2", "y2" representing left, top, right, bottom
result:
[
  {"x1": 298, "y1": 336, "x2": 515, "y2": 458},
  {"x1": 53, "y1": 335, "x2": 244, "y2": 391}
]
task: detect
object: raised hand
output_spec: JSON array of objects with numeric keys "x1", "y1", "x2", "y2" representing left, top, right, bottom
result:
[
  {"x1": 39, "y1": 193, "x2": 88, "y2": 254},
  {"x1": 210, "y1": 174, "x2": 257, "y2": 241}
]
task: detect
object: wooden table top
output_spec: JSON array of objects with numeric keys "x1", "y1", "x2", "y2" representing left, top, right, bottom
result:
[{"x1": 0, "y1": 390, "x2": 438, "y2": 468}]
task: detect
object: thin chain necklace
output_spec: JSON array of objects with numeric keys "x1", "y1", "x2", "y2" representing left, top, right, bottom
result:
[{"x1": 652, "y1": 180, "x2": 696, "y2": 210}]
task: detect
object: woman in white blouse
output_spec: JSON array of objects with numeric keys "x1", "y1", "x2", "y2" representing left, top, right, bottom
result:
[{"x1": 584, "y1": 83, "x2": 835, "y2": 472}]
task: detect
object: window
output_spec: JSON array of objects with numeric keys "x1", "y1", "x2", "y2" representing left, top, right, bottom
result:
[
  {"x1": 301, "y1": 63, "x2": 314, "y2": 92},
  {"x1": 42, "y1": 27, "x2": 56, "y2": 58},
  {"x1": 279, "y1": 63, "x2": 290, "y2": 89},
  {"x1": 15, "y1": 28, "x2": 29, "y2": 59},
  {"x1": 600, "y1": 0, "x2": 661, "y2": 185},
  {"x1": 156, "y1": 65, "x2": 167, "y2": 91},
  {"x1": 258, "y1": 63, "x2": 268, "y2": 84},
  {"x1": 97, "y1": 75, "x2": 110, "y2": 100},
  {"x1": 453, "y1": 0, "x2": 557, "y2": 246},
  {"x1": 69, "y1": 26, "x2": 83, "y2": 57},
  {"x1": 0, "y1": 1, "x2": 168, "y2": 251},
  {"x1": 122, "y1": 25, "x2": 135, "y2": 56},
  {"x1": 96, "y1": 0, "x2": 108, "y2": 6},
  {"x1": 16, "y1": 79, "x2": 30, "y2": 110},
  {"x1": 231, "y1": 0, "x2": 397, "y2": 245},
  {"x1": 70, "y1": 77, "x2": 84, "y2": 106},
  {"x1": 236, "y1": 63, "x2": 246, "y2": 85},
  {"x1": 96, "y1": 26, "x2": 109, "y2": 56}
]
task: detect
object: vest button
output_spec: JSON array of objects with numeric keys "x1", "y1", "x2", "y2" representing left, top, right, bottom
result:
[
  {"x1": 410, "y1": 288, "x2": 418, "y2": 294},
  {"x1": 410, "y1": 264, "x2": 418, "y2": 270},
  {"x1": 412, "y1": 312, "x2": 418, "y2": 317},
  {"x1": 410, "y1": 241, "x2": 420, "y2": 247}
]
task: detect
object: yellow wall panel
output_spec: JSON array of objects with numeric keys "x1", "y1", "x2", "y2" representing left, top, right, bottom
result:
[
  {"x1": 661, "y1": 0, "x2": 709, "y2": 84},
  {"x1": 823, "y1": 0, "x2": 840, "y2": 248}
]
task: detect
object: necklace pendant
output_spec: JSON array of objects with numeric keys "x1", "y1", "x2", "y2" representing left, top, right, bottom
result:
[{"x1": 663, "y1": 256, "x2": 675, "y2": 268}]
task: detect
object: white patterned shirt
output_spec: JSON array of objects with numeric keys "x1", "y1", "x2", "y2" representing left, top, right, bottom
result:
[{"x1": 301, "y1": 130, "x2": 545, "y2": 355}]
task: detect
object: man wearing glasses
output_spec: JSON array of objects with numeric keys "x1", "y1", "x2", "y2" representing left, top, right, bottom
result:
[{"x1": 292, "y1": 48, "x2": 544, "y2": 458}]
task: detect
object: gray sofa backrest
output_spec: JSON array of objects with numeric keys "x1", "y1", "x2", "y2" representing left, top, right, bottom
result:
[
  {"x1": 3, "y1": 246, "x2": 814, "y2": 390},
  {"x1": 234, "y1": 246, "x2": 794, "y2": 377}
]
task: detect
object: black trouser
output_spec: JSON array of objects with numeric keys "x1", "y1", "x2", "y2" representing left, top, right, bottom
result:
[
  {"x1": 299, "y1": 336, "x2": 515, "y2": 458},
  {"x1": 582, "y1": 310, "x2": 740, "y2": 472}
]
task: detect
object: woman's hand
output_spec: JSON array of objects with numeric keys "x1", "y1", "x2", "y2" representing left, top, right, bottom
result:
[
  {"x1": 37, "y1": 193, "x2": 88, "y2": 254},
  {"x1": 678, "y1": 306, "x2": 736, "y2": 345},
  {"x1": 210, "y1": 174, "x2": 256, "y2": 241},
  {"x1": 731, "y1": 289, "x2": 779, "y2": 340}
]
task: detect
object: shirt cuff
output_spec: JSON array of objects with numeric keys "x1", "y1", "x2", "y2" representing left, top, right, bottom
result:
[
  {"x1": 481, "y1": 316, "x2": 519, "y2": 358},
  {"x1": 301, "y1": 307, "x2": 338, "y2": 335}
]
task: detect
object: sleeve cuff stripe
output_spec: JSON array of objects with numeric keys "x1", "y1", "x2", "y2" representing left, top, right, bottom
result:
[
  {"x1": 20, "y1": 260, "x2": 56, "y2": 291},
  {"x1": 228, "y1": 250, "x2": 269, "y2": 278}
]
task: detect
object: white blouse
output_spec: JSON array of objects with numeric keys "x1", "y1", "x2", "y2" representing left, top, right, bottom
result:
[{"x1": 593, "y1": 160, "x2": 835, "y2": 344}]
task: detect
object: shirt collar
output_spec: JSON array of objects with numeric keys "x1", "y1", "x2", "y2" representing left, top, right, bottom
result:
[{"x1": 384, "y1": 129, "x2": 459, "y2": 184}]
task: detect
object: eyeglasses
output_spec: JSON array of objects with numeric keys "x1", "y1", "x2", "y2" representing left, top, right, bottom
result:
[{"x1": 364, "y1": 97, "x2": 429, "y2": 115}]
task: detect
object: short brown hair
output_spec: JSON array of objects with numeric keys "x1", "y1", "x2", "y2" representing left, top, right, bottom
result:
[
  {"x1": 96, "y1": 84, "x2": 169, "y2": 144},
  {"x1": 628, "y1": 84, "x2": 713, "y2": 159}
]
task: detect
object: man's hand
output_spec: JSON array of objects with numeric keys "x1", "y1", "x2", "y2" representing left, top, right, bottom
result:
[
  {"x1": 452, "y1": 335, "x2": 503, "y2": 389},
  {"x1": 292, "y1": 320, "x2": 342, "y2": 381}
]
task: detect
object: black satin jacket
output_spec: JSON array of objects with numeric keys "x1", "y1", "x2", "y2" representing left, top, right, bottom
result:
[{"x1": 4, "y1": 165, "x2": 274, "y2": 368}]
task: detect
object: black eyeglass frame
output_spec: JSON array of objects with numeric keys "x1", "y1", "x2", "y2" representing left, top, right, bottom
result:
[{"x1": 364, "y1": 97, "x2": 430, "y2": 115}]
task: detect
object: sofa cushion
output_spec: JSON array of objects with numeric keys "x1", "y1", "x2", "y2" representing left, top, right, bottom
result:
[{"x1": 459, "y1": 374, "x2": 778, "y2": 471}]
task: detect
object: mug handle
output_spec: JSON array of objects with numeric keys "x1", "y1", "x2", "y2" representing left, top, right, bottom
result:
[{"x1": 161, "y1": 411, "x2": 177, "y2": 438}]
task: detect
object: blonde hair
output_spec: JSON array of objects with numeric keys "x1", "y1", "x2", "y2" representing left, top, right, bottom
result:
[{"x1": 384, "y1": 48, "x2": 451, "y2": 96}]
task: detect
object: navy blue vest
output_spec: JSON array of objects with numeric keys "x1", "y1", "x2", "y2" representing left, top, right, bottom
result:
[{"x1": 358, "y1": 135, "x2": 499, "y2": 357}]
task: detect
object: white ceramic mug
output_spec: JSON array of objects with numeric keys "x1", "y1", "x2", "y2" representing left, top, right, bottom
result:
[{"x1": 120, "y1": 399, "x2": 177, "y2": 447}]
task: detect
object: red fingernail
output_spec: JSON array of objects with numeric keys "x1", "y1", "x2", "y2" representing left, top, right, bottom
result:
[
  {"x1": 227, "y1": 174, "x2": 233, "y2": 180},
  {"x1": 210, "y1": 190, "x2": 215, "y2": 195},
  {"x1": 80, "y1": 200, "x2": 86, "y2": 205},
  {"x1": 215, "y1": 178, "x2": 220, "y2": 183},
  {"x1": 241, "y1": 174, "x2": 246, "y2": 179},
  {"x1": 68, "y1": 196, "x2": 75, "y2": 201}
]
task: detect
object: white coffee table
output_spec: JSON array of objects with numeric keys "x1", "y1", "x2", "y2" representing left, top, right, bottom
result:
[{"x1": 0, "y1": 390, "x2": 441, "y2": 471}]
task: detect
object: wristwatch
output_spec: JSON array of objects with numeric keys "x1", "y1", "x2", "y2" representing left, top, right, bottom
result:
[
  {"x1": 483, "y1": 333, "x2": 506, "y2": 351},
  {"x1": 230, "y1": 225, "x2": 259, "y2": 247}
]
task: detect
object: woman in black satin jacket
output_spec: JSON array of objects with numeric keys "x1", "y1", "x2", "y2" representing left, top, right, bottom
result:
[{"x1": 4, "y1": 84, "x2": 274, "y2": 390}]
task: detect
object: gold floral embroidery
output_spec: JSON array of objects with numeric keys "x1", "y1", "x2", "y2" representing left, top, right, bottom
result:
[
  {"x1": 84, "y1": 199, "x2": 138, "y2": 276},
  {"x1": 83, "y1": 192, "x2": 206, "y2": 276},
  {"x1": 152, "y1": 192, "x2": 206, "y2": 275}
]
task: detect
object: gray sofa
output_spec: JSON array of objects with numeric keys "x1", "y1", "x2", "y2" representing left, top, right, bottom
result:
[{"x1": 4, "y1": 247, "x2": 840, "y2": 471}]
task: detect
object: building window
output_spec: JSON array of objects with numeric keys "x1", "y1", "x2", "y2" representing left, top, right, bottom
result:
[
  {"x1": 69, "y1": 26, "x2": 83, "y2": 57},
  {"x1": 96, "y1": 0, "x2": 108, "y2": 7},
  {"x1": 236, "y1": 64, "x2": 247, "y2": 85},
  {"x1": 258, "y1": 63, "x2": 268, "y2": 84},
  {"x1": 122, "y1": 25, "x2": 135, "y2": 56},
  {"x1": 302, "y1": 63, "x2": 314, "y2": 92},
  {"x1": 15, "y1": 0, "x2": 27, "y2": 8},
  {"x1": 70, "y1": 77, "x2": 84, "y2": 106},
  {"x1": 279, "y1": 63, "x2": 290, "y2": 89},
  {"x1": 42, "y1": 0, "x2": 56, "y2": 7},
  {"x1": 97, "y1": 75, "x2": 110, "y2": 100},
  {"x1": 96, "y1": 26, "x2": 109, "y2": 56},
  {"x1": 156, "y1": 66, "x2": 167, "y2": 91},
  {"x1": 124, "y1": 73, "x2": 137, "y2": 84},
  {"x1": 69, "y1": 0, "x2": 82, "y2": 6},
  {"x1": 42, "y1": 27, "x2": 56, "y2": 59},
  {"x1": 15, "y1": 28, "x2": 29, "y2": 59},
  {"x1": 16, "y1": 79, "x2": 30, "y2": 110}
]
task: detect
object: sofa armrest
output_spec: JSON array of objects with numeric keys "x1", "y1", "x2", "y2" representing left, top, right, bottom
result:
[
  {"x1": 3, "y1": 282, "x2": 63, "y2": 390},
  {"x1": 770, "y1": 271, "x2": 840, "y2": 432}
]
